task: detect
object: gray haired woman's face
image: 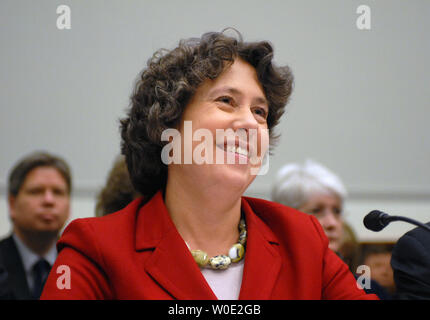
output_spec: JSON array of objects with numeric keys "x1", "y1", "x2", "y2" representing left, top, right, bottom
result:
[{"x1": 298, "y1": 192, "x2": 343, "y2": 252}]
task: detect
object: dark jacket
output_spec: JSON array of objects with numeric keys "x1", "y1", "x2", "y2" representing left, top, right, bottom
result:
[
  {"x1": 391, "y1": 222, "x2": 430, "y2": 300},
  {"x1": 0, "y1": 235, "x2": 32, "y2": 300}
]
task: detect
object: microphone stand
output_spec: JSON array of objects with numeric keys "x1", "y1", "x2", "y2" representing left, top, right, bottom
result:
[{"x1": 385, "y1": 215, "x2": 430, "y2": 233}]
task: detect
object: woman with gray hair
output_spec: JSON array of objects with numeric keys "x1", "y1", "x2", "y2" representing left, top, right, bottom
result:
[{"x1": 272, "y1": 159, "x2": 347, "y2": 253}]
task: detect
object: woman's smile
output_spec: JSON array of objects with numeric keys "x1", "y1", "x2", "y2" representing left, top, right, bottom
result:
[{"x1": 175, "y1": 58, "x2": 270, "y2": 188}]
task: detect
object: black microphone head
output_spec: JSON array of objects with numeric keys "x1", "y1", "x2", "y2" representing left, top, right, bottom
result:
[{"x1": 363, "y1": 210, "x2": 389, "y2": 232}]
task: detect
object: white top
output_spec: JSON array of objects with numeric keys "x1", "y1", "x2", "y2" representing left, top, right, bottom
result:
[{"x1": 200, "y1": 259, "x2": 244, "y2": 300}]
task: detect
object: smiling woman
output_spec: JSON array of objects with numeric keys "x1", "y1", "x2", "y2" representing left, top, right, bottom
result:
[
  {"x1": 160, "y1": 58, "x2": 270, "y2": 173},
  {"x1": 121, "y1": 30, "x2": 292, "y2": 202},
  {"x1": 40, "y1": 30, "x2": 378, "y2": 300}
]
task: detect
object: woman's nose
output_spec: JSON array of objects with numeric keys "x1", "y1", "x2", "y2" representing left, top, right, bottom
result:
[
  {"x1": 232, "y1": 107, "x2": 260, "y2": 132},
  {"x1": 321, "y1": 211, "x2": 341, "y2": 229}
]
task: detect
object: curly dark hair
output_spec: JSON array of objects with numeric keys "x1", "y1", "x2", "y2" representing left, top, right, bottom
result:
[{"x1": 120, "y1": 30, "x2": 294, "y2": 199}]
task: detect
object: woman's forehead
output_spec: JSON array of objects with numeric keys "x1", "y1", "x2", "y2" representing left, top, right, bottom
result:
[{"x1": 195, "y1": 59, "x2": 267, "y2": 101}]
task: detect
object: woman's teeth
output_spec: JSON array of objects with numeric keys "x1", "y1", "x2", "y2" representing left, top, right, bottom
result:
[{"x1": 226, "y1": 145, "x2": 248, "y2": 157}]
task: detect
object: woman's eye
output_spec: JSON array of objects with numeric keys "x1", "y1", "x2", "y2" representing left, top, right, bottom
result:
[
  {"x1": 217, "y1": 96, "x2": 233, "y2": 105},
  {"x1": 311, "y1": 208, "x2": 322, "y2": 214},
  {"x1": 253, "y1": 108, "x2": 267, "y2": 119}
]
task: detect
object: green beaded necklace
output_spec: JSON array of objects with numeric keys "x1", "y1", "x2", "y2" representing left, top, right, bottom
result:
[{"x1": 188, "y1": 217, "x2": 247, "y2": 270}]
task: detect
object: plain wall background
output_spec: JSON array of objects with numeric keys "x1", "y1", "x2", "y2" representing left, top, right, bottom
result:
[{"x1": 1, "y1": 0, "x2": 429, "y2": 242}]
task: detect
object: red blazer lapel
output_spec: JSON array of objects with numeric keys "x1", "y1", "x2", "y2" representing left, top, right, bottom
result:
[
  {"x1": 135, "y1": 192, "x2": 217, "y2": 300},
  {"x1": 239, "y1": 198, "x2": 282, "y2": 300},
  {"x1": 133, "y1": 192, "x2": 282, "y2": 300}
]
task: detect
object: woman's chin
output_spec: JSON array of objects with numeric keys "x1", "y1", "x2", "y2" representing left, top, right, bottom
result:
[
  {"x1": 211, "y1": 163, "x2": 256, "y2": 191},
  {"x1": 171, "y1": 160, "x2": 259, "y2": 194}
]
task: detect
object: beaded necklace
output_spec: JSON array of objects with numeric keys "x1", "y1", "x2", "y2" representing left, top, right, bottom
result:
[{"x1": 187, "y1": 217, "x2": 247, "y2": 270}]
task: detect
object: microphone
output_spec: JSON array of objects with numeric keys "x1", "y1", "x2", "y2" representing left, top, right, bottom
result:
[{"x1": 363, "y1": 210, "x2": 430, "y2": 233}]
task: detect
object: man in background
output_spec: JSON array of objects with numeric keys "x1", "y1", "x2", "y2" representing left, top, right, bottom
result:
[
  {"x1": 0, "y1": 151, "x2": 71, "y2": 299},
  {"x1": 360, "y1": 244, "x2": 396, "y2": 297}
]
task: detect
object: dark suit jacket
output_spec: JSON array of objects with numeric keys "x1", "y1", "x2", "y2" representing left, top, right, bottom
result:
[
  {"x1": 0, "y1": 235, "x2": 32, "y2": 299},
  {"x1": 391, "y1": 222, "x2": 430, "y2": 300},
  {"x1": 41, "y1": 191, "x2": 378, "y2": 300}
]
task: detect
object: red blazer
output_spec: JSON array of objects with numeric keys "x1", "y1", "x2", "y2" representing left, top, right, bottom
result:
[{"x1": 41, "y1": 191, "x2": 378, "y2": 300}]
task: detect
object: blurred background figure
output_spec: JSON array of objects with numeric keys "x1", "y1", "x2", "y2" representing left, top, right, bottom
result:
[
  {"x1": 359, "y1": 244, "x2": 396, "y2": 297},
  {"x1": 271, "y1": 159, "x2": 346, "y2": 253},
  {"x1": 338, "y1": 222, "x2": 361, "y2": 273},
  {"x1": 0, "y1": 151, "x2": 72, "y2": 299},
  {"x1": 0, "y1": 255, "x2": 12, "y2": 299},
  {"x1": 271, "y1": 159, "x2": 392, "y2": 299},
  {"x1": 95, "y1": 155, "x2": 140, "y2": 217}
]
